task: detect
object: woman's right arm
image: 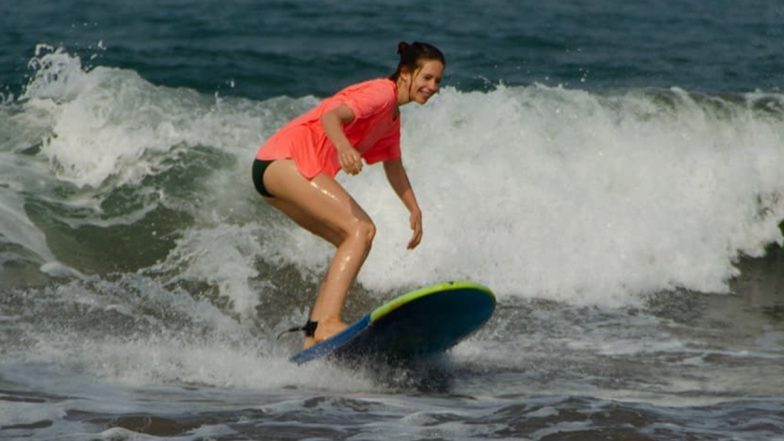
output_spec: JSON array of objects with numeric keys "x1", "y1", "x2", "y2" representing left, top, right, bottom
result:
[{"x1": 321, "y1": 105, "x2": 362, "y2": 175}]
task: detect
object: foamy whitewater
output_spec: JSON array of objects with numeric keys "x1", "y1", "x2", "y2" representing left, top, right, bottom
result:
[{"x1": 2, "y1": 2, "x2": 784, "y2": 438}]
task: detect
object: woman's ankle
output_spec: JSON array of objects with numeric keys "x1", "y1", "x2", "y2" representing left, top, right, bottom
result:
[{"x1": 301, "y1": 317, "x2": 348, "y2": 348}]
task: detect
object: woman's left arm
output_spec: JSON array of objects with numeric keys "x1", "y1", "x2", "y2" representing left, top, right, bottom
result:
[{"x1": 383, "y1": 159, "x2": 422, "y2": 250}]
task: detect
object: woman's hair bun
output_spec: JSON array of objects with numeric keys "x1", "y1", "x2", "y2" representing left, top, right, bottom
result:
[{"x1": 389, "y1": 41, "x2": 445, "y2": 81}]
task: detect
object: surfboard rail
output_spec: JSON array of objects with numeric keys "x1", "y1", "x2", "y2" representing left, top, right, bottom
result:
[{"x1": 369, "y1": 280, "x2": 494, "y2": 322}]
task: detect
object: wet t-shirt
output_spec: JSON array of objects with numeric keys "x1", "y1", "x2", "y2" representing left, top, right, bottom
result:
[{"x1": 256, "y1": 78, "x2": 401, "y2": 179}]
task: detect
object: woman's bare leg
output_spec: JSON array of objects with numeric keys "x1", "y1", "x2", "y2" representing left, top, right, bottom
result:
[{"x1": 261, "y1": 160, "x2": 375, "y2": 347}]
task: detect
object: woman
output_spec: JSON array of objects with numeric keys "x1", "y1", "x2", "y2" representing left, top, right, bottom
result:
[{"x1": 252, "y1": 41, "x2": 445, "y2": 348}]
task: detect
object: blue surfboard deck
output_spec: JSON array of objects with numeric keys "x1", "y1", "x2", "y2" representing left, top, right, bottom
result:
[{"x1": 290, "y1": 280, "x2": 495, "y2": 365}]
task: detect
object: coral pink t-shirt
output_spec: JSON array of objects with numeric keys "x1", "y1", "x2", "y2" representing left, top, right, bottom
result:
[{"x1": 256, "y1": 78, "x2": 401, "y2": 179}]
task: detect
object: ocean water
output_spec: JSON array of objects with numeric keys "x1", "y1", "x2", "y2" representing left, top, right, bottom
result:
[{"x1": 2, "y1": 1, "x2": 784, "y2": 440}]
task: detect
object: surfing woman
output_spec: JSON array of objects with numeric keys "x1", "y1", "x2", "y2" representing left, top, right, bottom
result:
[{"x1": 252, "y1": 42, "x2": 446, "y2": 348}]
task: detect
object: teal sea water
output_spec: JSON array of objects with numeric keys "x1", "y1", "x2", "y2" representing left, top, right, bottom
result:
[{"x1": 2, "y1": 1, "x2": 784, "y2": 440}]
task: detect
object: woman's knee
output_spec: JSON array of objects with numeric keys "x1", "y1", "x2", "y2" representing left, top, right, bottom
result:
[{"x1": 349, "y1": 218, "x2": 376, "y2": 247}]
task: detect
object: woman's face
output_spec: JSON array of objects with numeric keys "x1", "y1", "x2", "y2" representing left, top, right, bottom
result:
[{"x1": 404, "y1": 59, "x2": 444, "y2": 105}]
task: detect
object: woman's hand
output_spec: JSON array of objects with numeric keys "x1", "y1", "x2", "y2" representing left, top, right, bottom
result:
[
  {"x1": 320, "y1": 104, "x2": 361, "y2": 175},
  {"x1": 337, "y1": 144, "x2": 363, "y2": 175},
  {"x1": 407, "y1": 207, "x2": 423, "y2": 250}
]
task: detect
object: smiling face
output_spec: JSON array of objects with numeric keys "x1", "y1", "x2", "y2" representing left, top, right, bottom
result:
[{"x1": 398, "y1": 59, "x2": 445, "y2": 105}]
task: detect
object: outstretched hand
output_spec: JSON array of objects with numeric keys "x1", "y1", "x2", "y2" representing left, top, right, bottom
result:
[{"x1": 407, "y1": 208, "x2": 423, "y2": 250}]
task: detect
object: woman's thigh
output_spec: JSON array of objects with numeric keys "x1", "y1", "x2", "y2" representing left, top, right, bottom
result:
[{"x1": 262, "y1": 160, "x2": 373, "y2": 244}]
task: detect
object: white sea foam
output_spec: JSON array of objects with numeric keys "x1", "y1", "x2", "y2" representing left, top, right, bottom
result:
[
  {"x1": 18, "y1": 47, "x2": 276, "y2": 189},
  {"x1": 24, "y1": 328, "x2": 374, "y2": 393},
  {"x1": 0, "y1": 187, "x2": 53, "y2": 262},
  {"x1": 161, "y1": 224, "x2": 265, "y2": 316},
  {"x1": 344, "y1": 85, "x2": 784, "y2": 305},
  {"x1": 6, "y1": 272, "x2": 373, "y2": 392}
]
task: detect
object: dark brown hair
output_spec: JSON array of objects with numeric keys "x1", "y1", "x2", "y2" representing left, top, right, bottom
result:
[{"x1": 389, "y1": 41, "x2": 446, "y2": 81}]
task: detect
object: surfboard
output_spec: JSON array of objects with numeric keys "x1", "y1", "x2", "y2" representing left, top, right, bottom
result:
[{"x1": 290, "y1": 280, "x2": 495, "y2": 364}]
